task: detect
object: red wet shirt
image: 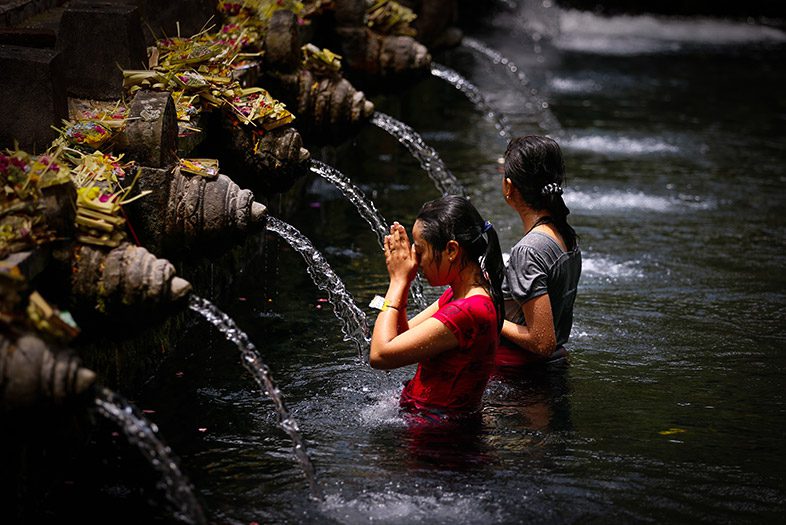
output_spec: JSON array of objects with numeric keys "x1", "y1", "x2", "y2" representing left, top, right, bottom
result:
[{"x1": 400, "y1": 288, "x2": 499, "y2": 417}]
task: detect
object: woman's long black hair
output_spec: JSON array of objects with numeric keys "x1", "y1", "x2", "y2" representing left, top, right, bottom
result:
[
  {"x1": 416, "y1": 195, "x2": 505, "y2": 332},
  {"x1": 504, "y1": 135, "x2": 578, "y2": 250}
]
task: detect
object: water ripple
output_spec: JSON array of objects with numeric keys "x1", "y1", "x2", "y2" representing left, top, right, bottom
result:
[
  {"x1": 565, "y1": 189, "x2": 715, "y2": 212},
  {"x1": 556, "y1": 10, "x2": 786, "y2": 55},
  {"x1": 561, "y1": 134, "x2": 679, "y2": 155}
]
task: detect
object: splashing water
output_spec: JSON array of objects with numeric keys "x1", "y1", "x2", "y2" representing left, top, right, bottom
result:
[
  {"x1": 308, "y1": 159, "x2": 428, "y2": 310},
  {"x1": 188, "y1": 295, "x2": 322, "y2": 499},
  {"x1": 430, "y1": 63, "x2": 513, "y2": 141},
  {"x1": 309, "y1": 160, "x2": 389, "y2": 247},
  {"x1": 266, "y1": 216, "x2": 371, "y2": 357},
  {"x1": 94, "y1": 387, "x2": 207, "y2": 524},
  {"x1": 370, "y1": 112, "x2": 465, "y2": 197},
  {"x1": 460, "y1": 37, "x2": 562, "y2": 133}
]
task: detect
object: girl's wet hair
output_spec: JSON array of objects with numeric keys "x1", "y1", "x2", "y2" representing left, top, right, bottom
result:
[
  {"x1": 416, "y1": 195, "x2": 505, "y2": 331},
  {"x1": 504, "y1": 135, "x2": 578, "y2": 250}
]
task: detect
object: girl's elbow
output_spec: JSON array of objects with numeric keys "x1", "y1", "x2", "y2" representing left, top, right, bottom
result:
[
  {"x1": 534, "y1": 338, "x2": 557, "y2": 356},
  {"x1": 369, "y1": 345, "x2": 394, "y2": 369}
]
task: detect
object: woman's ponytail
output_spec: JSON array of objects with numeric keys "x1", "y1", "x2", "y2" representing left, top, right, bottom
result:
[{"x1": 479, "y1": 222, "x2": 505, "y2": 332}]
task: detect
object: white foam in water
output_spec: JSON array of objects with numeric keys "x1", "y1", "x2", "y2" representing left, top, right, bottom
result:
[
  {"x1": 320, "y1": 489, "x2": 499, "y2": 524},
  {"x1": 561, "y1": 134, "x2": 679, "y2": 155},
  {"x1": 582, "y1": 256, "x2": 644, "y2": 280},
  {"x1": 565, "y1": 190, "x2": 674, "y2": 212},
  {"x1": 556, "y1": 10, "x2": 786, "y2": 55},
  {"x1": 357, "y1": 387, "x2": 406, "y2": 427},
  {"x1": 549, "y1": 77, "x2": 602, "y2": 94},
  {"x1": 565, "y1": 189, "x2": 714, "y2": 212}
]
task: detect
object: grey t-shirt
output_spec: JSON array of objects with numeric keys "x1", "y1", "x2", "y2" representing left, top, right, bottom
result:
[{"x1": 502, "y1": 231, "x2": 582, "y2": 348}]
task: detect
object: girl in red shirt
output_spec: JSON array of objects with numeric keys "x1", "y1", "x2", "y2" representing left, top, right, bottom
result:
[{"x1": 369, "y1": 196, "x2": 505, "y2": 420}]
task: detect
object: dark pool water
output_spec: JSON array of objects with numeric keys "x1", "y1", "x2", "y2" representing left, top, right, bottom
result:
[{"x1": 69, "y1": 5, "x2": 786, "y2": 524}]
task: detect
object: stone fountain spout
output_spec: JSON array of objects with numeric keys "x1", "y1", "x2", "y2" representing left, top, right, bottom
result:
[
  {"x1": 0, "y1": 332, "x2": 96, "y2": 411},
  {"x1": 71, "y1": 242, "x2": 192, "y2": 311}
]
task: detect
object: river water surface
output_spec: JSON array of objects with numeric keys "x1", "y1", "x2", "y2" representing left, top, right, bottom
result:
[{"x1": 129, "y1": 6, "x2": 786, "y2": 524}]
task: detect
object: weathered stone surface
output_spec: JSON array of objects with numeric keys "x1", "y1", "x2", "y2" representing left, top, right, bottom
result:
[
  {"x1": 334, "y1": 28, "x2": 431, "y2": 77},
  {"x1": 0, "y1": 0, "x2": 60, "y2": 28},
  {"x1": 39, "y1": 179, "x2": 76, "y2": 240},
  {"x1": 124, "y1": 165, "x2": 171, "y2": 253},
  {"x1": 265, "y1": 9, "x2": 301, "y2": 72},
  {"x1": 0, "y1": 333, "x2": 95, "y2": 412},
  {"x1": 400, "y1": 0, "x2": 460, "y2": 49},
  {"x1": 271, "y1": 68, "x2": 374, "y2": 140},
  {"x1": 71, "y1": 242, "x2": 191, "y2": 309},
  {"x1": 167, "y1": 170, "x2": 266, "y2": 243},
  {"x1": 56, "y1": 2, "x2": 147, "y2": 99},
  {"x1": 217, "y1": 118, "x2": 310, "y2": 195},
  {"x1": 115, "y1": 0, "x2": 216, "y2": 46},
  {"x1": 372, "y1": 31, "x2": 431, "y2": 75},
  {"x1": 0, "y1": 27, "x2": 57, "y2": 48},
  {"x1": 0, "y1": 45, "x2": 67, "y2": 151},
  {"x1": 124, "y1": 90, "x2": 179, "y2": 168},
  {"x1": 124, "y1": 165, "x2": 267, "y2": 254},
  {"x1": 333, "y1": 0, "x2": 366, "y2": 26}
]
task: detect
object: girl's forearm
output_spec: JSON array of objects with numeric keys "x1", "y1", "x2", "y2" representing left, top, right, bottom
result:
[
  {"x1": 385, "y1": 279, "x2": 410, "y2": 334},
  {"x1": 501, "y1": 319, "x2": 555, "y2": 356}
]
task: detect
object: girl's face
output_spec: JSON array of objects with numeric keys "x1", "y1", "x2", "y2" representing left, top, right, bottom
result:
[{"x1": 412, "y1": 220, "x2": 455, "y2": 286}]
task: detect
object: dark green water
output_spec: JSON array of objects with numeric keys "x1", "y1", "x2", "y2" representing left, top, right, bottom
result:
[{"x1": 67, "y1": 6, "x2": 786, "y2": 524}]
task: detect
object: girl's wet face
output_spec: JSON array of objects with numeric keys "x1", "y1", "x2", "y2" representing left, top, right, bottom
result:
[{"x1": 412, "y1": 220, "x2": 451, "y2": 286}]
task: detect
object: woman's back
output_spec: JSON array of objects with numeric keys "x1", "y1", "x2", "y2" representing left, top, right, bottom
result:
[{"x1": 503, "y1": 230, "x2": 581, "y2": 349}]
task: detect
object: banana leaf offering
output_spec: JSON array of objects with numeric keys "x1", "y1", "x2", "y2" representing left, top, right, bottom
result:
[
  {"x1": 27, "y1": 291, "x2": 80, "y2": 342},
  {"x1": 224, "y1": 87, "x2": 294, "y2": 129},
  {"x1": 0, "y1": 149, "x2": 69, "y2": 257},
  {"x1": 57, "y1": 100, "x2": 129, "y2": 153},
  {"x1": 1, "y1": 149, "x2": 70, "y2": 200},
  {"x1": 70, "y1": 151, "x2": 145, "y2": 248},
  {"x1": 367, "y1": 0, "x2": 417, "y2": 36},
  {"x1": 301, "y1": 43, "x2": 342, "y2": 78},
  {"x1": 178, "y1": 158, "x2": 219, "y2": 178},
  {"x1": 62, "y1": 121, "x2": 114, "y2": 149}
]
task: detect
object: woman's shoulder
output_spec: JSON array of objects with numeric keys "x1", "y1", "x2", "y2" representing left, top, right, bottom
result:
[{"x1": 440, "y1": 293, "x2": 496, "y2": 320}]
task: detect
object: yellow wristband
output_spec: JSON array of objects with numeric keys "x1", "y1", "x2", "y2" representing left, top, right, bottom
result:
[{"x1": 369, "y1": 295, "x2": 399, "y2": 312}]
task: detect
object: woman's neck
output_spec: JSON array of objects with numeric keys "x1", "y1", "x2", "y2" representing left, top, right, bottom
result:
[
  {"x1": 450, "y1": 264, "x2": 487, "y2": 299},
  {"x1": 518, "y1": 207, "x2": 551, "y2": 235}
]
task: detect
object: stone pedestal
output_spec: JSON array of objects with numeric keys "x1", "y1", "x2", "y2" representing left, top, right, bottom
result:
[
  {"x1": 56, "y1": 2, "x2": 147, "y2": 100},
  {"x1": 124, "y1": 90, "x2": 179, "y2": 168},
  {"x1": 0, "y1": 45, "x2": 67, "y2": 151}
]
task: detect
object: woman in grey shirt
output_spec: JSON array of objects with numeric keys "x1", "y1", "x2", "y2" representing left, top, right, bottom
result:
[{"x1": 497, "y1": 136, "x2": 581, "y2": 368}]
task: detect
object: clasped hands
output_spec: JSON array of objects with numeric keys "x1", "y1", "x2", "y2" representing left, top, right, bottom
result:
[{"x1": 383, "y1": 222, "x2": 418, "y2": 284}]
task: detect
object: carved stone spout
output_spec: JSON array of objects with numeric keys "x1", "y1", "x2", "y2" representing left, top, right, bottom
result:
[
  {"x1": 217, "y1": 119, "x2": 311, "y2": 195},
  {"x1": 271, "y1": 69, "x2": 375, "y2": 139},
  {"x1": 71, "y1": 242, "x2": 191, "y2": 309},
  {"x1": 0, "y1": 332, "x2": 96, "y2": 411},
  {"x1": 125, "y1": 165, "x2": 268, "y2": 254},
  {"x1": 169, "y1": 169, "x2": 267, "y2": 240},
  {"x1": 331, "y1": 0, "x2": 431, "y2": 76},
  {"x1": 261, "y1": 9, "x2": 374, "y2": 138}
]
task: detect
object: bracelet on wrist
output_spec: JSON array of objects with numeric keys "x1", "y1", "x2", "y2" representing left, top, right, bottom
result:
[{"x1": 369, "y1": 295, "x2": 400, "y2": 312}]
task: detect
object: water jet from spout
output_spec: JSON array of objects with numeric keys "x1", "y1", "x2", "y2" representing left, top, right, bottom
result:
[
  {"x1": 370, "y1": 112, "x2": 466, "y2": 197},
  {"x1": 430, "y1": 63, "x2": 513, "y2": 141}
]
